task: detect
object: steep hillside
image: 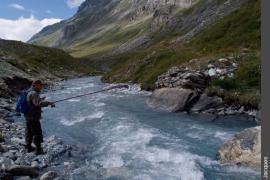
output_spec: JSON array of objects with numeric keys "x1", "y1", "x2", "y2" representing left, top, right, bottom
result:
[
  {"x1": 102, "y1": 0, "x2": 260, "y2": 83},
  {"x1": 102, "y1": 0, "x2": 261, "y2": 108},
  {"x1": 29, "y1": 0, "x2": 199, "y2": 57},
  {"x1": 29, "y1": 0, "x2": 249, "y2": 59},
  {"x1": 0, "y1": 39, "x2": 96, "y2": 78}
]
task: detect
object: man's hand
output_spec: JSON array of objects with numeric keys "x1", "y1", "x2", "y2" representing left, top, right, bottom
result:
[
  {"x1": 41, "y1": 97, "x2": 46, "y2": 101},
  {"x1": 49, "y1": 102, "x2": 55, "y2": 108}
]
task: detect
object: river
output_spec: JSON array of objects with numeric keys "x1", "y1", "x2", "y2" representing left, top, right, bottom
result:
[{"x1": 34, "y1": 77, "x2": 260, "y2": 179}]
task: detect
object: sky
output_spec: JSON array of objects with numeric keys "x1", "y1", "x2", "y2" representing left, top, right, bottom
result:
[{"x1": 0, "y1": 0, "x2": 86, "y2": 42}]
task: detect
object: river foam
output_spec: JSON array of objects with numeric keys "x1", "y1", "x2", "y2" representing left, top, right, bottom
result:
[
  {"x1": 60, "y1": 111, "x2": 104, "y2": 126},
  {"x1": 90, "y1": 115, "x2": 205, "y2": 180},
  {"x1": 40, "y1": 76, "x2": 260, "y2": 179}
]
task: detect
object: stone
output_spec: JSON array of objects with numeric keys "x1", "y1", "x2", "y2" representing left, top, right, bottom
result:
[
  {"x1": 190, "y1": 94, "x2": 223, "y2": 113},
  {"x1": 0, "y1": 157, "x2": 13, "y2": 170},
  {"x1": 156, "y1": 68, "x2": 209, "y2": 92},
  {"x1": 40, "y1": 171, "x2": 57, "y2": 180},
  {"x1": 7, "y1": 165, "x2": 39, "y2": 178},
  {"x1": 232, "y1": 63, "x2": 238, "y2": 68},
  {"x1": 208, "y1": 68, "x2": 216, "y2": 77},
  {"x1": 147, "y1": 88, "x2": 198, "y2": 112},
  {"x1": 31, "y1": 161, "x2": 39, "y2": 168},
  {"x1": 218, "y1": 126, "x2": 261, "y2": 168},
  {"x1": 218, "y1": 58, "x2": 228, "y2": 63},
  {"x1": 0, "y1": 172, "x2": 13, "y2": 180},
  {"x1": 3, "y1": 150, "x2": 18, "y2": 161}
]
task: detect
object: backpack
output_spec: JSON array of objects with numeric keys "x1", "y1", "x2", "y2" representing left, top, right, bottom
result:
[{"x1": 16, "y1": 90, "x2": 32, "y2": 113}]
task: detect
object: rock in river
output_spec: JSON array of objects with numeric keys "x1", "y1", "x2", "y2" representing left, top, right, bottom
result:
[
  {"x1": 218, "y1": 126, "x2": 261, "y2": 168},
  {"x1": 190, "y1": 93, "x2": 224, "y2": 113},
  {"x1": 147, "y1": 88, "x2": 198, "y2": 112}
]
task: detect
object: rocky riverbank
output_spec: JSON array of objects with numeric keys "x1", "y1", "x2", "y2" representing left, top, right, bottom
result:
[
  {"x1": 149, "y1": 56, "x2": 261, "y2": 123},
  {"x1": 0, "y1": 51, "x2": 86, "y2": 179},
  {"x1": 147, "y1": 57, "x2": 261, "y2": 169},
  {"x1": 0, "y1": 116, "x2": 97, "y2": 179},
  {"x1": 0, "y1": 118, "x2": 71, "y2": 179}
]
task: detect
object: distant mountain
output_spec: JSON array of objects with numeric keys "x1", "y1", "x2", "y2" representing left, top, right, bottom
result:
[
  {"x1": 29, "y1": 0, "x2": 246, "y2": 58},
  {"x1": 29, "y1": 0, "x2": 202, "y2": 57}
]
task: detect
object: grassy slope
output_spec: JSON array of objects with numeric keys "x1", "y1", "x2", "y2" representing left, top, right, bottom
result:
[
  {"x1": 101, "y1": 0, "x2": 260, "y2": 108},
  {"x1": 0, "y1": 40, "x2": 93, "y2": 76},
  {"x1": 70, "y1": 18, "x2": 151, "y2": 58}
]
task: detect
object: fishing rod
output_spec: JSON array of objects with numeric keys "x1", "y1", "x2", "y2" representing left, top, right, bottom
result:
[{"x1": 52, "y1": 84, "x2": 129, "y2": 104}]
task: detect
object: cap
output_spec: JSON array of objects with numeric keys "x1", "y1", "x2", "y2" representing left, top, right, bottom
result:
[{"x1": 32, "y1": 80, "x2": 44, "y2": 85}]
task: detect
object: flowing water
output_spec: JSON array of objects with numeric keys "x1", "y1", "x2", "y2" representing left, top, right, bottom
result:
[{"x1": 33, "y1": 77, "x2": 260, "y2": 179}]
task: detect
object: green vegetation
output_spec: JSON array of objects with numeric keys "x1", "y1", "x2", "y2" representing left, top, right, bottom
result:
[
  {"x1": 0, "y1": 39, "x2": 95, "y2": 75},
  {"x1": 100, "y1": 0, "x2": 260, "y2": 108},
  {"x1": 190, "y1": 0, "x2": 260, "y2": 53},
  {"x1": 70, "y1": 19, "x2": 151, "y2": 58},
  {"x1": 206, "y1": 52, "x2": 261, "y2": 108}
]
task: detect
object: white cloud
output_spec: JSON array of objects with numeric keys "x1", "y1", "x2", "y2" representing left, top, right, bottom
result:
[
  {"x1": 0, "y1": 16, "x2": 62, "y2": 42},
  {"x1": 66, "y1": 0, "x2": 85, "y2": 8},
  {"x1": 9, "y1": 3, "x2": 25, "y2": 11}
]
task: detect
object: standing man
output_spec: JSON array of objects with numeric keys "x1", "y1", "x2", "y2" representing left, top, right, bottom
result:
[{"x1": 24, "y1": 80, "x2": 55, "y2": 155}]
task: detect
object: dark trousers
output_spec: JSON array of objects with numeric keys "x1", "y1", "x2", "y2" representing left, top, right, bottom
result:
[{"x1": 24, "y1": 114, "x2": 43, "y2": 146}]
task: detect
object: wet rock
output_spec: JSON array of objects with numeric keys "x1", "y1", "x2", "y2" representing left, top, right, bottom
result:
[
  {"x1": 190, "y1": 94, "x2": 223, "y2": 113},
  {"x1": 0, "y1": 172, "x2": 13, "y2": 180},
  {"x1": 40, "y1": 171, "x2": 57, "y2": 180},
  {"x1": 30, "y1": 161, "x2": 39, "y2": 168},
  {"x1": 0, "y1": 157, "x2": 13, "y2": 170},
  {"x1": 3, "y1": 150, "x2": 18, "y2": 161},
  {"x1": 147, "y1": 88, "x2": 199, "y2": 112},
  {"x1": 7, "y1": 165, "x2": 39, "y2": 178},
  {"x1": 218, "y1": 126, "x2": 261, "y2": 168}
]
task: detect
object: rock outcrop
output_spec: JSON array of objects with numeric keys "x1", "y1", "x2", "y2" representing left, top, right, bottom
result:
[
  {"x1": 147, "y1": 88, "x2": 198, "y2": 112},
  {"x1": 155, "y1": 67, "x2": 210, "y2": 93},
  {"x1": 218, "y1": 126, "x2": 261, "y2": 168},
  {"x1": 190, "y1": 93, "x2": 223, "y2": 113},
  {"x1": 150, "y1": 67, "x2": 213, "y2": 113}
]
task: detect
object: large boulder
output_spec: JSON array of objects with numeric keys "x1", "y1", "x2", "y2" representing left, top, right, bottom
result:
[
  {"x1": 218, "y1": 126, "x2": 261, "y2": 168},
  {"x1": 147, "y1": 88, "x2": 198, "y2": 112},
  {"x1": 190, "y1": 93, "x2": 224, "y2": 113}
]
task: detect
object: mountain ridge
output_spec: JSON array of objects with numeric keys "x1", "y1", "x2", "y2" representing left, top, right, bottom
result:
[{"x1": 28, "y1": 0, "x2": 200, "y2": 57}]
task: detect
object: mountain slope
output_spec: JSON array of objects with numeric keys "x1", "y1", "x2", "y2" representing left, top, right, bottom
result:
[
  {"x1": 0, "y1": 39, "x2": 85, "y2": 80},
  {"x1": 29, "y1": 0, "x2": 200, "y2": 58},
  {"x1": 29, "y1": 0, "x2": 249, "y2": 59}
]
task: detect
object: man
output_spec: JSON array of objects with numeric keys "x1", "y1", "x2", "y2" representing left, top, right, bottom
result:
[{"x1": 24, "y1": 80, "x2": 55, "y2": 155}]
